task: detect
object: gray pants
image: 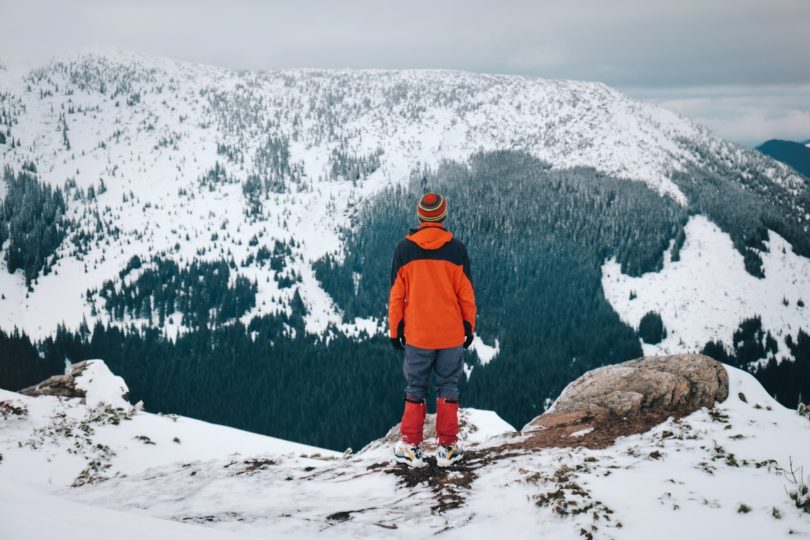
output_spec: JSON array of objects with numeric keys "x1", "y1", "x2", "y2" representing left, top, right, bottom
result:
[{"x1": 404, "y1": 344, "x2": 464, "y2": 401}]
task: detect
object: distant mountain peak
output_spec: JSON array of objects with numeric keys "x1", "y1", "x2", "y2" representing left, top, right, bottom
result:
[{"x1": 756, "y1": 139, "x2": 810, "y2": 178}]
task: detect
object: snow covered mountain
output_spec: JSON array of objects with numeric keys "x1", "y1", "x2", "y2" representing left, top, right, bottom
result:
[
  {"x1": 1, "y1": 49, "x2": 809, "y2": 449},
  {"x1": 2, "y1": 358, "x2": 809, "y2": 539},
  {"x1": 0, "y1": 49, "x2": 805, "y2": 349}
]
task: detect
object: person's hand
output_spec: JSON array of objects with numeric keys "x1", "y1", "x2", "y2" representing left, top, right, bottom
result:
[
  {"x1": 463, "y1": 321, "x2": 474, "y2": 349},
  {"x1": 391, "y1": 322, "x2": 406, "y2": 350}
]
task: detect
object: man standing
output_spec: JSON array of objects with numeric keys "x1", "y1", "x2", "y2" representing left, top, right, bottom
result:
[{"x1": 388, "y1": 192, "x2": 476, "y2": 467}]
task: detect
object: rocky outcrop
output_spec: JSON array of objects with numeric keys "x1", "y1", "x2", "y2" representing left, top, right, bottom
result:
[
  {"x1": 550, "y1": 353, "x2": 728, "y2": 417},
  {"x1": 517, "y1": 354, "x2": 729, "y2": 450},
  {"x1": 21, "y1": 360, "x2": 130, "y2": 407},
  {"x1": 21, "y1": 361, "x2": 94, "y2": 399}
]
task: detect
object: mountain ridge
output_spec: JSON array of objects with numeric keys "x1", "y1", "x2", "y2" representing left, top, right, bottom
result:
[
  {"x1": 756, "y1": 139, "x2": 810, "y2": 178},
  {"x1": 0, "y1": 49, "x2": 805, "y2": 341}
]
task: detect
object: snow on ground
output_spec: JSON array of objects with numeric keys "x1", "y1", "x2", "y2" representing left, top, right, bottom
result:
[
  {"x1": 72, "y1": 359, "x2": 131, "y2": 409},
  {"x1": 601, "y1": 215, "x2": 810, "y2": 363},
  {"x1": 0, "y1": 366, "x2": 336, "y2": 489},
  {"x1": 2, "y1": 362, "x2": 810, "y2": 539},
  {"x1": 1, "y1": 481, "x2": 256, "y2": 540},
  {"x1": 462, "y1": 407, "x2": 515, "y2": 444}
]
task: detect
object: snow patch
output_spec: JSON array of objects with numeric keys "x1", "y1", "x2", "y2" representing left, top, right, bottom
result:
[
  {"x1": 471, "y1": 336, "x2": 500, "y2": 365},
  {"x1": 73, "y1": 360, "x2": 131, "y2": 409},
  {"x1": 601, "y1": 215, "x2": 810, "y2": 363},
  {"x1": 1, "y1": 480, "x2": 254, "y2": 540},
  {"x1": 461, "y1": 408, "x2": 516, "y2": 444}
]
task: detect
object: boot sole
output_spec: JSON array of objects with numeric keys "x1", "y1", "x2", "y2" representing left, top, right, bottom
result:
[
  {"x1": 436, "y1": 456, "x2": 463, "y2": 467},
  {"x1": 394, "y1": 455, "x2": 426, "y2": 467}
]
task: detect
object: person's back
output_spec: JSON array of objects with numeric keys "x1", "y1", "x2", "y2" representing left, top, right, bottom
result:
[{"x1": 388, "y1": 192, "x2": 476, "y2": 467}]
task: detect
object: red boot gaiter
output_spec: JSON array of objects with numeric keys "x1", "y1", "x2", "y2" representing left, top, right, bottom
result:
[
  {"x1": 400, "y1": 398, "x2": 426, "y2": 445},
  {"x1": 436, "y1": 397, "x2": 459, "y2": 446}
]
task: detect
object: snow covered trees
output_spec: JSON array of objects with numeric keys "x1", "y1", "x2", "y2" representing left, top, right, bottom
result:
[
  {"x1": 91, "y1": 256, "x2": 257, "y2": 329},
  {"x1": 0, "y1": 166, "x2": 70, "y2": 286}
]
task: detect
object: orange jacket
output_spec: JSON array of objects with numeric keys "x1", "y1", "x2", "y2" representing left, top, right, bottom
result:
[{"x1": 388, "y1": 222, "x2": 476, "y2": 349}]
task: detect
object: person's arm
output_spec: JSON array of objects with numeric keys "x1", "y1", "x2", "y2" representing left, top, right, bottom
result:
[
  {"x1": 457, "y1": 245, "x2": 476, "y2": 347},
  {"x1": 388, "y1": 244, "x2": 407, "y2": 349}
]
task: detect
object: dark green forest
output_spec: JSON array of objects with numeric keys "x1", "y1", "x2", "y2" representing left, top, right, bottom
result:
[
  {"x1": 32, "y1": 312, "x2": 409, "y2": 452},
  {"x1": 1, "y1": 165, "x2": 70, "y2": 286},
  {"x1": 671, "y1": 146, "x2": 810, "y2": 277},
  {"x1": 316, "y1": 151, "x2": 687, "y2": 424},
  {"x1": 756, "y1": 139, "x2": 810, "y2": 179},
  {"x1": 701, "y1": 317, "x2": 810, "y2": 409},
  {"x1": 89, "y1": 256, "x2": 257, "y2": 329}
]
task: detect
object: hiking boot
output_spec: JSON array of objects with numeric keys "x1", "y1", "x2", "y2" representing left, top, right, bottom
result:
[
  {"x1": 436, "y1": 443, "x2": 464, "y2": 467},
  {"x1": 394, "y1": 440, "x2": 425, "y2": 467}
]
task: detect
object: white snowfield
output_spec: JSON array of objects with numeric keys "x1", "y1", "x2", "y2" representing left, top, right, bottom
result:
[
  {"x1": 0, "y1": 48, "x2": 805, "y2": 355},
  {"x1": 602, "y1": 215, "x2": 810, "y2": 363},
  {"x1": 2, "y1": 360, "x2": 810, "y2": 539}
]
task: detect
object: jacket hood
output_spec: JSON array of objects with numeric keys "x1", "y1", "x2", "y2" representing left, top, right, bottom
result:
[{"x1": 405, "y1": 223, "x2": 454, "y2": 250}]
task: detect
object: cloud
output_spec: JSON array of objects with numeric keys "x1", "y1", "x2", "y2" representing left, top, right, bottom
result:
[
  {"x1": 1, "y1": 0, "x2": 807, "y2": 83},
  {"x1": 0, "y1": 0, "x2": 807, "y2": 144},
  {"x1": 625, "y1": 84, "x2": 810, "y2": 146}
]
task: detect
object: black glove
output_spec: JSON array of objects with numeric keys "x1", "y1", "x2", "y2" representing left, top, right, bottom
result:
[
  {"x1": 463, "y1": 321, "x2": 474, "y2": 349},
  {"x1": 391, "y1": 321, "x2": 406, "y2": 350}
]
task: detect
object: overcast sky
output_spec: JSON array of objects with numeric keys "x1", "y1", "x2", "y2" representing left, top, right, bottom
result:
[{"x1": 1, "y1": 0, "x2": 807, "y2": 146}]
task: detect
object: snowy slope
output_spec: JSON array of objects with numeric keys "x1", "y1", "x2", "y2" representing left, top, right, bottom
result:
[
  {"x1": 2, "y1": 482, "x2": 255, "y2": 540},
  {"x1": 0, "y1": 48, "x2": 806, "y2": 350},
  {"x1": 2, "y1": 361, "x2": 809, "y2": 539},
  {"x1": 602, "y1": 215, "x2": 810, "y2": 363},
  {"x1": 0, "y1": 362, "x2": 336, "y2": 489}
]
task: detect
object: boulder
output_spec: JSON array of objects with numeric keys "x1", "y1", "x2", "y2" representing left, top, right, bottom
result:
[
  {"x1": 21, "y1": 360, "x2": 130, "y2": 408},
  {"x1": 551, "y1": 353, "x2": 729, "y2": 417},
  {"x1": 519, "y1": 354, "x2": 729, "y2": 449},
  {"x1": 21, "y1": 360, "x2": 94, "y2": 399}
]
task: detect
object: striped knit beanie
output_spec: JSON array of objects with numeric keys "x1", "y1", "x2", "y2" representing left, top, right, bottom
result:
[{"x1": 417, "y1": 192, "x2": 448, "y2": 222}]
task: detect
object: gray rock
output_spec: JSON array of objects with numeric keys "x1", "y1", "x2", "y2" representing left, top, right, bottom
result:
[
  {"x1": 551, "y1": 353, "x2": 729, "y2": 418},
  {"x1": 20, "y1": 360, "x2": 93, "y2": 399},
  {"x1": 513, "y1": 354, "x2": 730, "y2": 449}
]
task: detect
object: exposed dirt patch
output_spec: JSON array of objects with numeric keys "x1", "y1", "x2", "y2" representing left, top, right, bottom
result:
[
  {"x1": 384, "y1": 448, "x2": 526, "y2": 514},
  {"x1": 0, "y1": 400, "x2": 28, "y2": 419},
  {"x1": 326, "y1": 510, "x2": 353, "y2": 522},
  {"x1": 325, "y1": 506, "x2": 382, "y2": 524},
  {"x1": 503, "y1": 405, "x2": 698, "y2": 453},
  {"x1": 379, "y1": 407, "x2": 692, "y2": 514},
  {"x1": 226, "y1": 457, "x2": 278, "y2": 476},
  {"x1": 387, "y1": 454, "x2": 478, "y2": 513},
  {"x1": 179, "y1": 512, "x2": 245, "y2": 524}
]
